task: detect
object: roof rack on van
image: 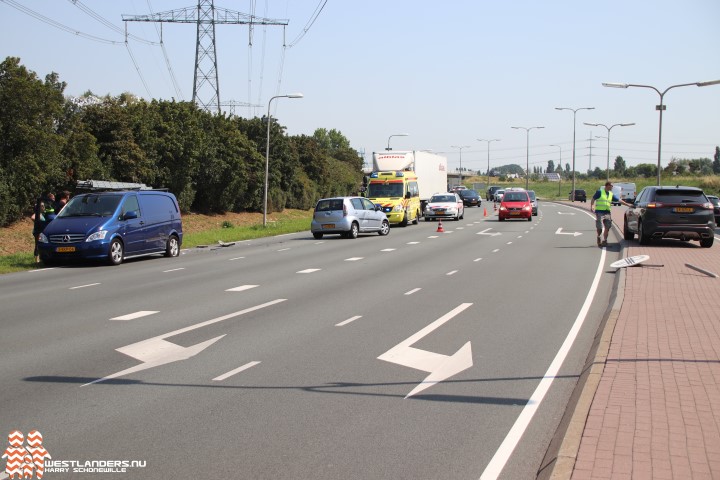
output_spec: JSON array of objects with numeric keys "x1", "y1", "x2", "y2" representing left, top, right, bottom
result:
[{"x1": 75, "y1": 180, "x2": 155, "y2": 192}]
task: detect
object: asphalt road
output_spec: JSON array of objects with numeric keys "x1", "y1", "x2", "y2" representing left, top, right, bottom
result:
[{"x1": 1, "y1": 202, "x2": 624, "y2": 479}]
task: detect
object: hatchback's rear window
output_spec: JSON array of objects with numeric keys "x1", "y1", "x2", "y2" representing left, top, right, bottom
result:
[
  {"x1": 316, "y1": 199, "x2": 344, "y2": 211},
  {"x1": 655, "y1": 190, "x2": 705, "y2": 203}
]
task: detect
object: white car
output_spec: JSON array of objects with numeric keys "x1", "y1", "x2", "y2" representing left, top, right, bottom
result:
[
  {"x1": 494, "y1": 189, "x2": 506, "y2": 202},
  {"x1": 424, "y1": 193, "x2": 464, "y2": 221}
]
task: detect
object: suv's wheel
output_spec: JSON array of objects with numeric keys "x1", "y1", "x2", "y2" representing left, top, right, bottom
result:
[
  {"x1": 347, "y1": 222, "x2": 359, "y2": 239},
  {"x1": 108, "y1": 239, "x2": 124, "y2": 265},
  {"x1": 638, "y1": 220, "x2": 651, "y2": 245},
  {"x1": 378, "y1": 220, "x2": 390, "y2": 236},
  {"x1": 623, "y1": 218, "x2": 634, "y2": 241},
  {"x1": 165, "y1": 234, "x2": 180, "y2": 257},
  {"x1": 700, "y1": 236, "x2": 714, "y2": 248}
]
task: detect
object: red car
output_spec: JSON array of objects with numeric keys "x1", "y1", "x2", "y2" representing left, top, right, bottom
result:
[{"x1": 498, "y1": 190, "x2": 532, "y2": 221}]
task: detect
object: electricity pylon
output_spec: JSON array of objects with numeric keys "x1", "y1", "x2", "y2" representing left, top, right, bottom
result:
[{"x1": 123, "y1": 0, "x2": 288, "y2": 112}]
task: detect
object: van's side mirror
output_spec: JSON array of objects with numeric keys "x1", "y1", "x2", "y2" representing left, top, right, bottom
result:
[
  {"x1": 123, "y1": 210, "x2": 138, "y2": 220},
  {"x1": 405, "y1": 193, "x2": 411, "y2": 199}
]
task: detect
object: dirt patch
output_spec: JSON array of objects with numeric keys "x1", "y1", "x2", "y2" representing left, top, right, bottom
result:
[{"x1": 0, "y1": 211, "x2": 294, "y2": 256}]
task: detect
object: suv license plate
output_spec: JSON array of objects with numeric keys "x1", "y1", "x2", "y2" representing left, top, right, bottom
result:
[{"x1": 674, "y1": 207, "x2": 694, "y2": 213}]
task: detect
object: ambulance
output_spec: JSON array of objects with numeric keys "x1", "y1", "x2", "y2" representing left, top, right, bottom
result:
[{"x1": 366, "y1": 170, "x2": 421, "y2": 226}]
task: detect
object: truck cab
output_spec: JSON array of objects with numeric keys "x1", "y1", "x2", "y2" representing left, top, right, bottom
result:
[{"x1": 367, "y1": 170, "x2": 421, "y2": 226}]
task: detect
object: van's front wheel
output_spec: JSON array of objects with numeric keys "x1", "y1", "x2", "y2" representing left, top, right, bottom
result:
[
  {"x1": 108, "y1": 239, "x2": 124, "y2": 265},
  {"x1": 165, "y1": 235, "x2": 180, "y2": 257}
]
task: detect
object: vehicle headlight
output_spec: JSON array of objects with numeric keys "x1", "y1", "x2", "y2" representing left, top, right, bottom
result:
[
  {"x1": 523, "y1": 205, "x2": 531, "y2": 211},
  {"x1": 499, "y1": 206, "x2": 507, "y2": 211},
  {"x1": 392, "y1": 205, "x2": 404, "y2": 212},
  {"x1": 86, "y1": 230, "x2": 108, "y2": 242},
  {"x1": 447, "y1": 207, "x2": 457, "y2": 213},
  {"x1": 38, "y1": 233, "x2": 48, "y2": 243}
]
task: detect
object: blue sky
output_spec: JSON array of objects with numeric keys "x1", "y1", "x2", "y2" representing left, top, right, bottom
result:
[{"x1": 1, "y1": 0, "x2": 719, "y2": 174}]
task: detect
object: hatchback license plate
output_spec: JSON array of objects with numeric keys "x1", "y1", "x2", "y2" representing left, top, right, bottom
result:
[
  {"x1": 322, "y1": 224, "x2": 335, "y2": 229},
  {"x1": 674, "y1": 207, "x2": 694, "y2": 213},
  {"x1": 56, "y1": 246, "x2": 76, "y2": 253}
]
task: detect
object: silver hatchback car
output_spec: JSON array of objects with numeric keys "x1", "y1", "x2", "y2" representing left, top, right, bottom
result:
[{"x1": 311, "y1": 196, "x2": 390, "y2": 239}]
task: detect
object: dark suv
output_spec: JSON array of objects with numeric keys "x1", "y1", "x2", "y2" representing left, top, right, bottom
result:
[
  {"x1": 486, "y1": 186, "x2": 502, "y2": 201},
  {"x1": 623, "y1": 186, "x2": 715, "y2": 248},
  {"x1": 568, "y1": 189, "x2": 587, "y2": 202}
]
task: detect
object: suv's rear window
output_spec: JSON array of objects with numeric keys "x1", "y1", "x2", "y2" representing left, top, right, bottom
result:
[
  {"x1": 655, "y1": 190, "x2": 705, "y2": 203},
  {"x1": 316, "y1": 199, "x2": 344, "y2": 211}
]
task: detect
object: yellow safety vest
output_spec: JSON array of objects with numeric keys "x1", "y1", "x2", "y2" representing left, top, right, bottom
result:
[{"x1": 595, "y1": 189, "x2": 613, "y2": 211}]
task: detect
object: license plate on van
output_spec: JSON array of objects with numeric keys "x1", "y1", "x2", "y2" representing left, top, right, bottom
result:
[{"x1": 56, "y1": 246, "x2": 76, "y2": 253}]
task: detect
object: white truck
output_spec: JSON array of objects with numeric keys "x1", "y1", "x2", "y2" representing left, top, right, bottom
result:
[
  {"x1": 611, "y1": 182, "x2": 637, "y2": 205},
  {"x1": 372, "y1": 150, "x2": 448, "y2": 210}
]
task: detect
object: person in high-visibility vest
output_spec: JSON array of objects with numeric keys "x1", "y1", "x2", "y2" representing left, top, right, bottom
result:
[{"x1": 590, "y1": 181, "x2": 632, "y2": 247}]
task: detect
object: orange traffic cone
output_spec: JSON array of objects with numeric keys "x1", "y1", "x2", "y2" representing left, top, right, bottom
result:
[
  {"x1": 483, "y1": 207, "x2": 488, "y2": 217},
  {"x1": 436, "y1": 220, "x2": 445, "y2": 233},
  {"x1": 493, "y1": 202, "x2": 497, "y2": 211}
]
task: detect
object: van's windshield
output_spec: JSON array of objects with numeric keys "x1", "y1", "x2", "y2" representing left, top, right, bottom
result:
[
  {"x1": 368, "y1": 183, "x2": 404, "y2": 198},
  {"x1": 58, "y1": 194, "x2": 123, "y2": 217}
]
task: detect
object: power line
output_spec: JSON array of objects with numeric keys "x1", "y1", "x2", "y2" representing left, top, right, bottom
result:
[
  {"x1": 68, "y1": 0, "x2": 158, "y2": 45},
  {"x1": 287, "y1": 0, "x2": 328, "y2": 48}
]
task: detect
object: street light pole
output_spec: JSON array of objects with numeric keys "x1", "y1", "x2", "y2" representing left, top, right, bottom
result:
[
  {"x1": 555, "y1": 107, "x2": 594, "y2": 202},
  {"x1": 386, "y1": 133, "x2": 409, "y2": 151},
  {"x1": 450, "y1": 145, "x2": 470, "y2": 186},
  {"x1": 477, "y1": 138, "x2": 500, "y2": 191},
  {"x1": 511, "y1": 126, "x2": 544, "y2": 190},
  {"x1": 264, "y1": 93, "x2": 303, "y2": 227},
  {"x1": 584, "y1": 122, "x2": 635, "y2": 181},
  {"x1": 549, "y1": 144, "x2": 562, "y2": 195},
  {"x1": 602, "y1": 80, "x2": 720, "y2": 186}
]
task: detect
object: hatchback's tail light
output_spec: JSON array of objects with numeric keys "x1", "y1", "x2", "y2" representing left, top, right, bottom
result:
[{"x1": 343, "y1": 204, "x2": 348, "y2": 217}]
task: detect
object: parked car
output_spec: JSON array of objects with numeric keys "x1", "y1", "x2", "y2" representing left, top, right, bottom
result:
[
  {"x1": 486, "y1": 186, "x2": 502, "y2": 201},
  {"x1": 706, "y1": 195, "x2": 720, "y2": 225},
  {"x1": 424, "y1": 193, "x2": 464, "y2": 221},
  {"x1": 527, "y1": 190, "x2": 538, "y2": 216},
  {"x1": 569, "y1": 189, "x2": 587, "y2": 202},
  {"x1": 311, "y1": 197, "x2": 390, "y2": 239},
  {"x1": 494, "y1": 189, "x2": 506, "y2": 202},
  {"x1": 623, "y1": 186, "x2": 715, "y2": 248},
  {"x1": 458, "y1": 189, "x2": 481, "y2": 207},
  {"x1": 498, "y1": 190, "x2": 532, "y2": 221},
  {"x1": 38, "y1": 190, "x2": 183, "y2": 265}
]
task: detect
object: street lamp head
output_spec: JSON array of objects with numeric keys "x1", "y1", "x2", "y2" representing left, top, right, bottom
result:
[
  {"x1": 602, "y1": 82, "x2": 629, "y2": 88},
  {"x1": 697, "y1": 79, "x2": 720, "y2": 87},
  {"x1": 584, "y1": 122, "x2": 600, "y2": 127},
  {"x1": 620, "y1": 122, "x2": 636, "y2": 127},
  {"x1": 285, "y1": 93, "x2": 304, "y2": 98}
]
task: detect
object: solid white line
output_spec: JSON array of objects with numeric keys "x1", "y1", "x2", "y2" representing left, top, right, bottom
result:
[
  {"x1": 446, "y1": 270, "x2": 458, "y2": 276},
  {"x1": 110, "y1": 311, "x2": 159, "y2": 321},
  {"x1": 226, "y1": 285, "x2": 259, "y2": 292},
  {"x1": 297, "y1": 268, "x2": 321, "y2": 273},
  {"x1": 212, "y1": 361, "x2": 261, "y2": 381},
  {"x1": 405, "y1": 288, "x2": 421, "y2": 295},
  {"x1": 336, "y1": 316, "x2": 362, "y2": 326},
  {"x1": 163, "y1": 268, "x2": 185, "y2": 273},
  {"x1": 479, "y1": 248, "x2": 607, "y2": 480},
  {"x1": 69, "y1": 283, "x2": 100, "y2": 290},
  {"x1": 29, "y1": 268, "x2": 55, "y2": 273}
]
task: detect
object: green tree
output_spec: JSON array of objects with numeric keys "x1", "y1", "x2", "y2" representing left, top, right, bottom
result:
[
  {"x1": 613, "y1": 156, "x2": 626, "y2": 176},
  {"x1": 546, "y1": 160, "x2": 555, "y2": 174},
  {"x1": 713, "y1": 146, "x2": 720, "y2": 174},
  {"x1": 0, "y1": 57, "x2": 67, "y2": 226}
]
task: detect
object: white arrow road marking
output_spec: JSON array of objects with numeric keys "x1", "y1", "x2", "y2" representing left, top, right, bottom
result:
[
  {"x1": 378, "y1": 303, "x2": 473, "y2": 398},
  {"x1": 555, "y1": 227, "x2": 582, "y2": 236},
  {"x1": 477, "y1": 228, "x2": 501, "y2": 236},
  {"x1": 82, "y1": 299, "x2": 286, "y2": 386},
  {"x1": 110, "y1": 311, "x2": 159, "y2": 321}
]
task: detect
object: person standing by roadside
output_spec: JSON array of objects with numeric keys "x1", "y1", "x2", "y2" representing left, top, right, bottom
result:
[
  {"x1": 590, "y1": 181, "x2": 632, "y2": 247},
  {"x1": 31, "y1": 192, "x2": 56, "y2": 263},
  {"x1": 54, "y1": 190, "x2": 70, "y2": 214}
]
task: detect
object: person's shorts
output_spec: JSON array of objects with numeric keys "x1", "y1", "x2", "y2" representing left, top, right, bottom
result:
[{"x1": 595, "y1": 211, "x2": 612, "y2": 230}]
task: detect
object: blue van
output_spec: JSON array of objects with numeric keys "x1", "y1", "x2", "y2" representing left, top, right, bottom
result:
[{"x1": 38, "y1": 190, "x2": 183, "y2": 265}]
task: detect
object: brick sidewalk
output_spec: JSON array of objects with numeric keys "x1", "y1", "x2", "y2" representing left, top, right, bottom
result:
[{"x1": 550, "y1": 203, "x2": 720, "y2": 479}]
